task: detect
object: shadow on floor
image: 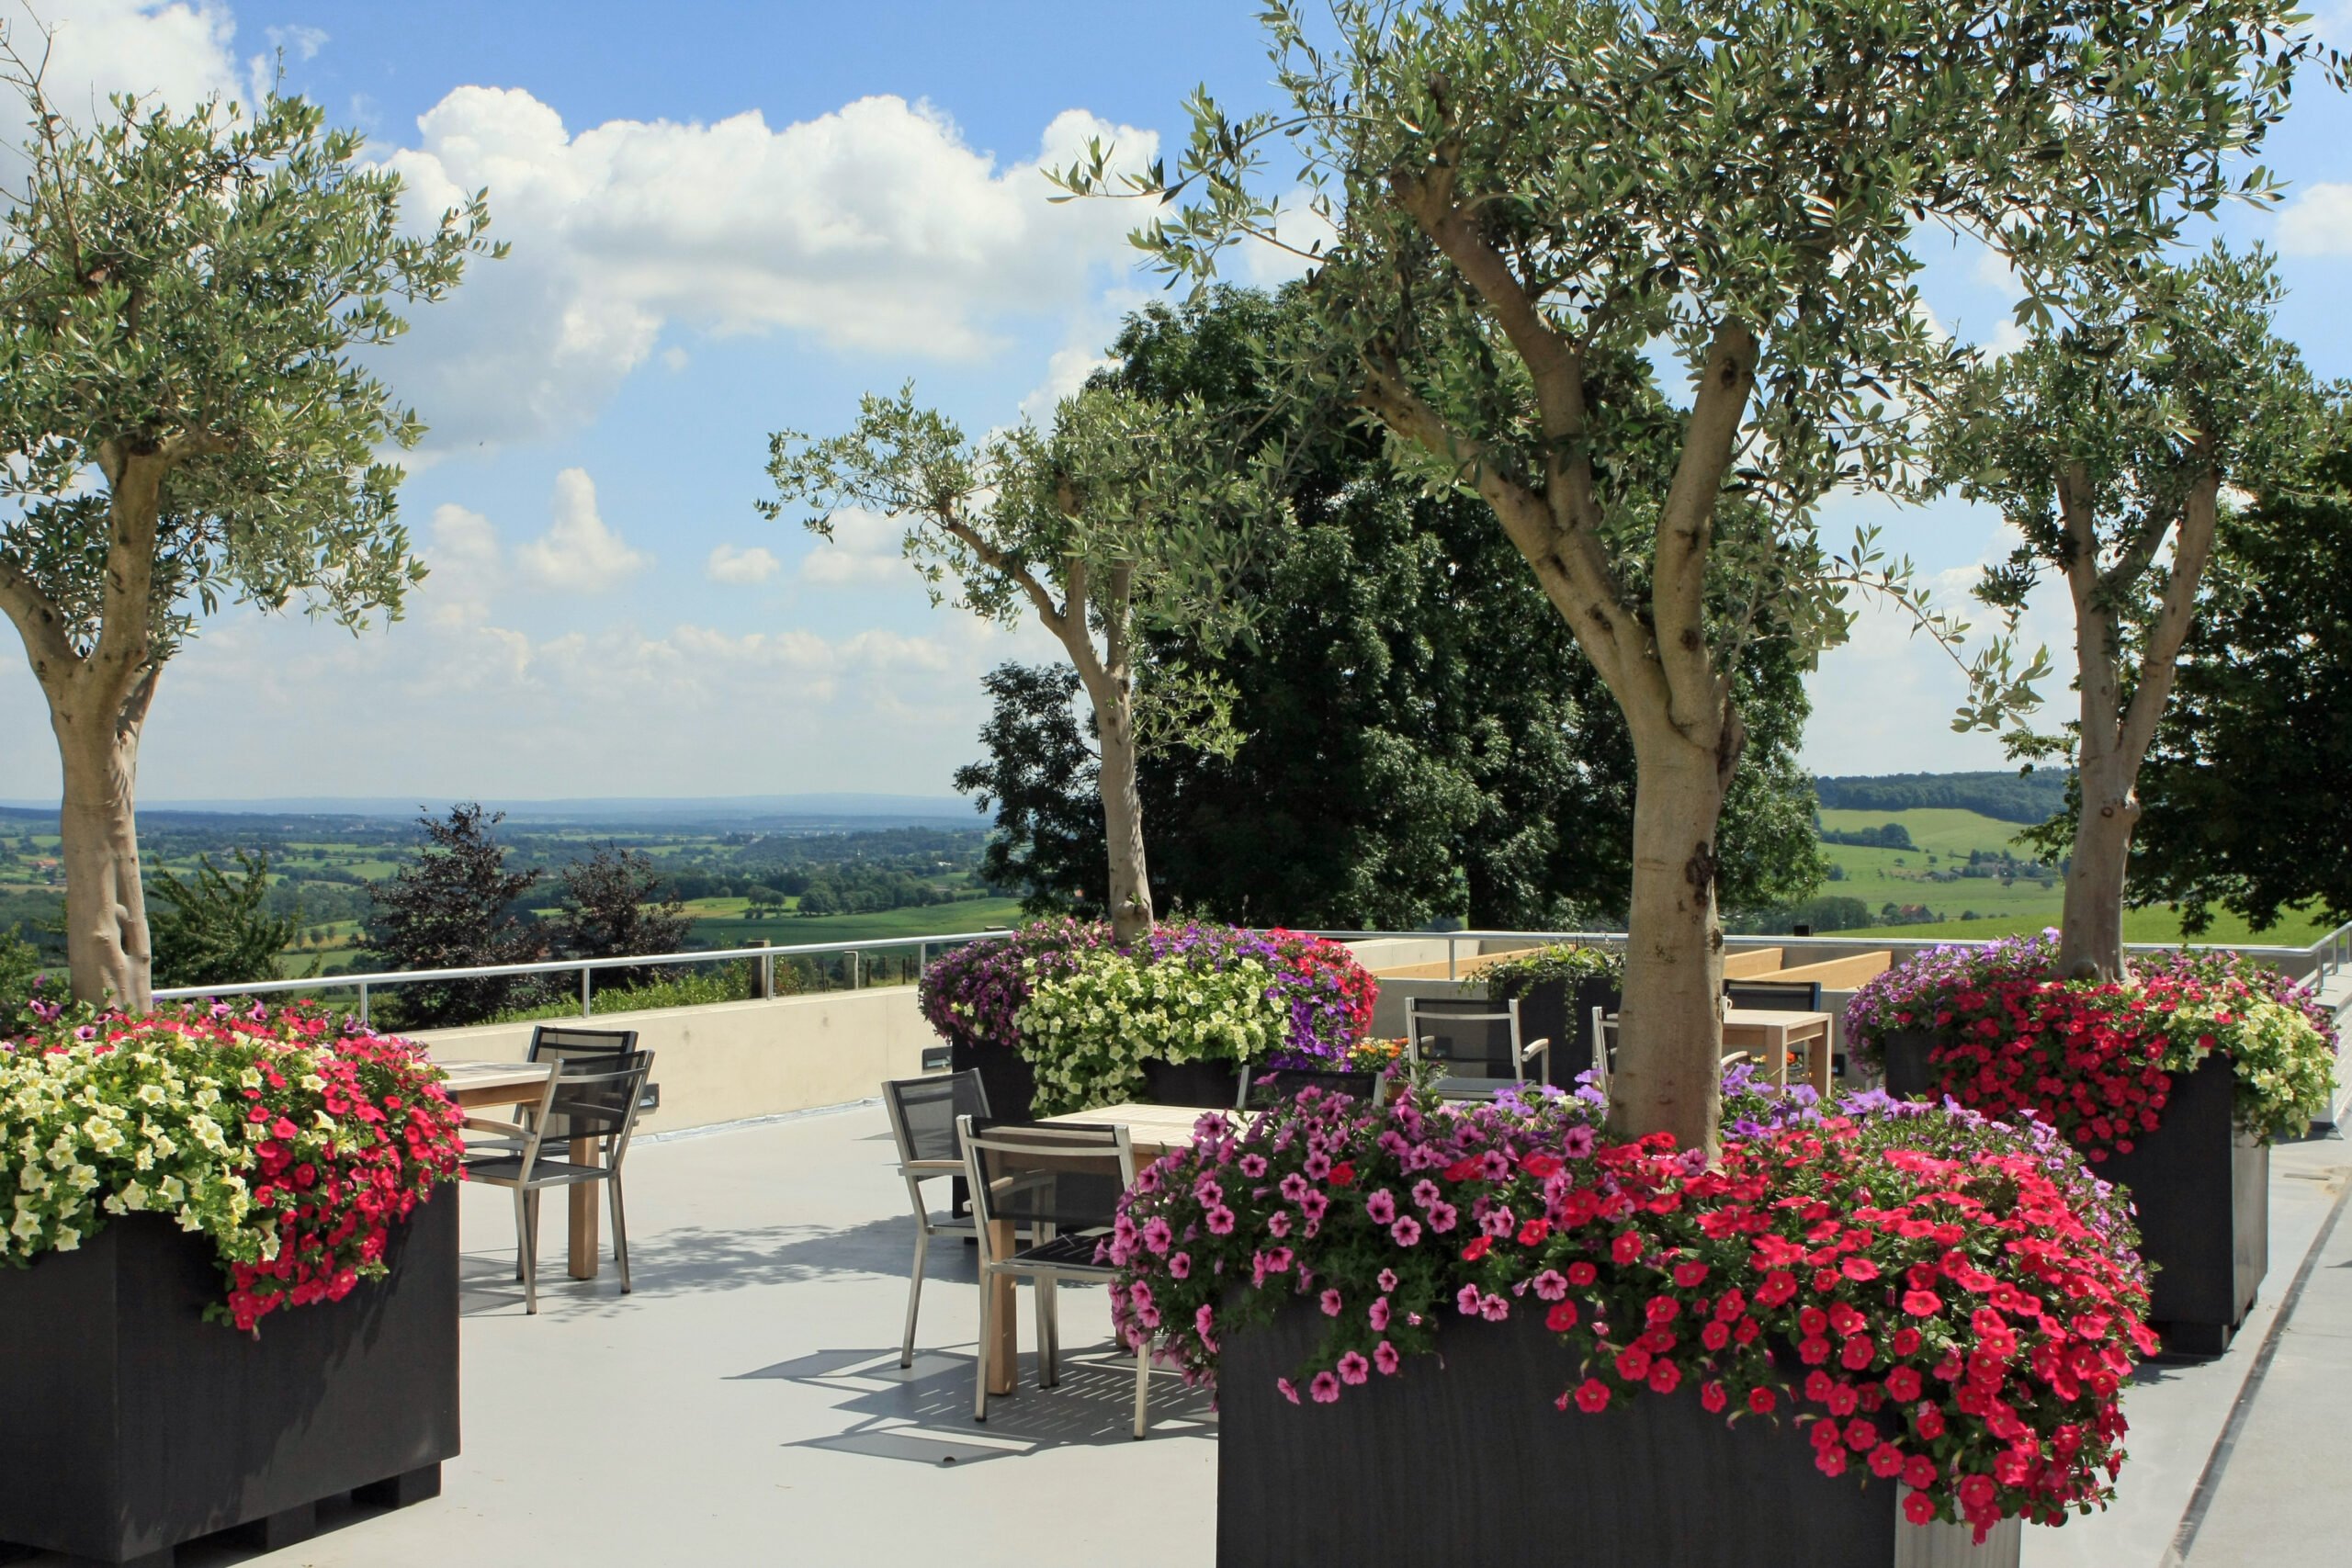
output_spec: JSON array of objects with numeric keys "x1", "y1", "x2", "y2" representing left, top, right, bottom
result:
[{"x1": 740, "y1": 1344, "x2": 1216, "y2": 1462}]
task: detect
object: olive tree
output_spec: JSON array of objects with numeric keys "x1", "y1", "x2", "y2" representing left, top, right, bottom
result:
[
  {"x1": 765, "y1": 384, "x2": 1276, "y2": 943},
  {"x1": 0, "y1": 45, "x2": 496, "y2": 1008},
  {"x1": 1058, "y1": 0, "x2": 2323, "y2": 1152},
  {"x1": 1941, "y1": 248, "x2": 2323, "y2": 977}
]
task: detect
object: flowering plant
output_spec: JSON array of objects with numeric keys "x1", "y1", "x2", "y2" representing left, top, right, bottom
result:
[
  {"x1": 1482, "y1": 942, "x2": 1624, "y2": 1001},
  {"x1": 1343, "y1": 1037, "x2": 1408, "y2": 1072},
  {"x1": 1015, "y1": 950, "x2": 1293, "y2": 1114},
  {"x1": 916, "y1": 918, "x2": 1110, "y2": 1055},
  {"x1": 1, "y1": 1001, "x2": 465, "y2": 1330},
  {"x1": 1849, "y1": 940, "x2": 2335, "y2": 1146},
  {"x1": 1108, "y1": 1077, "x2": 2152, "y2": 1541}
]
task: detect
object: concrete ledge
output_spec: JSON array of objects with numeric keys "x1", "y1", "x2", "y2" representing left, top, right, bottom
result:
[{"x1": 413, "y1": 987, "x2": 934, "y2": 1134}]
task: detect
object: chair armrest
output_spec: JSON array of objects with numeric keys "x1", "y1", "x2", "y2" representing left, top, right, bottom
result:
[
  {"x1": 902, "y1": 1159, "x2": 963, "y2": 1177},
  {"x1": 464, "y1": 1116, "x2": 530, "y2": 1138},
  {"x1": 1519, "y1": 1035, "x2": 1552, "y2": 1064}
]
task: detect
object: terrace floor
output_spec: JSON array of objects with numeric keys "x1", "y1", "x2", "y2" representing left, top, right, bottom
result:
[{"x1": 16, "y1": 1099, "x2": 2349, "y2": 1568}]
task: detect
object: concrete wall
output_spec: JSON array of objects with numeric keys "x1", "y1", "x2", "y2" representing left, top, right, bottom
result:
[{"x1": 415, "y1": 986, "x2": 935, "y2": 1135}]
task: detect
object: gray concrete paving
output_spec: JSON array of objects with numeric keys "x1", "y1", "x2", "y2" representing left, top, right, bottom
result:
[{"x1": 17, "y1": 1096, "x2": 2348, "y2": 1568}]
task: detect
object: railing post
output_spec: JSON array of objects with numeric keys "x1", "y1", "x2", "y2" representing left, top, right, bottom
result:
[
  {"x1": 357, "y1": 981, "x2": 369, "y2": 1026},
  {"x1": 1447, "y1": 935, "x2": 1457, "y2": 982},
  {"x1": 581, "y1": 965, "x2": 593, "y2": 1019},
  {"x1": 850, "y1": 950, "x2": 863, "y2": 990},
  {"x1": 752, "y1": 938, "x2": 774, "y2": 1000},
  {"x1": 918, "y1": 941, "x2": 930, "y2": 976}
]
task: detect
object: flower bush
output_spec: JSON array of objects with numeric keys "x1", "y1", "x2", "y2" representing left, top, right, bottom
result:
[
  {"x1": 1, "y1": 1001, "x2": 465, "y2": 1330},
  {"x1": 1108, "y1": 1077, "x2": 2154, "y2": 1542},
  {"x1": 1481, "y1": 941, "x2": 1624, "y2": 1001},
  {"x1": 922, "y1": 917, "x2": 1376, "y2": 1111},
  {"x1": 1849, "y1": 936, "x2": 2335, "y2": 1145},
  {"x1": 1016, "y1": 951, "x2": 1293, "y2": 1113}
]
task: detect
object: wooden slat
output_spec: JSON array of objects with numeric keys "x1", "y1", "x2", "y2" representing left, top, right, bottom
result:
[
  {"x1": 1761, "y1": 952, "x2": 1891, "y2": 988},
  {"x1": 1721, "y1": 948, "x2": 1785, "y2": 979},
  {"x1": 1366, "y1": 947, "x2": 1542, "y2": 981}
]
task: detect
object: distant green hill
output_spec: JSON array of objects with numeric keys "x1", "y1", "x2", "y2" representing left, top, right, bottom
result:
[{"x1": 1814, "y1": 769, "x2": 2067, "y2": 825}]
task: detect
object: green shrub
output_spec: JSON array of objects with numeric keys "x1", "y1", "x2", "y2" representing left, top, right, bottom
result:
[{"x1": 1481, "y1": 942, "x2": 1624, "y2": 1001}]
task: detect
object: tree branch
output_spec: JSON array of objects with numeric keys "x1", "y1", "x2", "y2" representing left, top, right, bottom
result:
[
  {"x1": 1651, "y1": 321, "x2": 1758, "y2": 727},
  {"x1": 2118, "y1": 463, "x2": 2221, "y2": 767},
  {"x1": 0, "y1": 558, "x2": 77, "y2": 688}
]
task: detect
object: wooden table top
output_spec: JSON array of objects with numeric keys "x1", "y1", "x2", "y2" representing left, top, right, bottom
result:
[
  {"x1": 1036, "y1": 1101, "x2": 1245, "y2": 1154},
  {"x1": 1722, "y1": 1009, "x2": 1832, "y2": 1035},
  {"x1": 436, "y1": 1060, "x2": 554, "y2": 1106}
]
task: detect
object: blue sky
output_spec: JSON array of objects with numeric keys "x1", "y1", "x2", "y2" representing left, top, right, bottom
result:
[{"x1": 6, "y1": 1, "x2": 2352, "y2": 804}]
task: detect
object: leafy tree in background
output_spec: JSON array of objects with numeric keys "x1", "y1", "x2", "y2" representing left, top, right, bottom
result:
[
  {"x1": 1059, "y1": 0, "x2": 2324, "y2": 1152},
  {"x1": 149, "y1": 850, "x2": 303, "y2": 990},
  {"x1": 0, "y1": 922, "x2": 41, "y2": 1033},
  {"x1": 552, "y1": 843, "x2": 694, "y2": 990},
  {"x1": 2130, "y1": 444, "x2": 2352, "y2": 933},
  {"x1": 363, "y1": 805, "x2": 547, "y2": 1028},
  {"x1": 0, "y1": 36, "x2": 498, "y2": 1008},
  {"x1": 766, "y1": 383, "x2": 1280, "y2": 943},
  {"x1": 1947, "y1": 251, "x2": 2324, "y2": 976},
  {"x1": 958, "y1": 288, "x2": 1826, "y2": 931}
]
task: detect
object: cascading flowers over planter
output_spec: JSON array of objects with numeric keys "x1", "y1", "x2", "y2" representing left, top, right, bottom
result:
[
  {"x1": 1107, "y1": 1071, "x2": 2154, "y2": 1543},
  {"x1": 920, "y1": 917, "x2": 1376, "y2": 1114},
  {"x1": 0, "y1": 1001, "x2": 465, "y2": 1330},
  {"x1": 1846, "y1": 934, "x2": 2337, "y2": 1156}
]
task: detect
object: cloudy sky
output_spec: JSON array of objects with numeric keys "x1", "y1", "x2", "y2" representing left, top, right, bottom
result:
[{"x1": 4, "y1": 0, "x2": 2351, "y2": 805}]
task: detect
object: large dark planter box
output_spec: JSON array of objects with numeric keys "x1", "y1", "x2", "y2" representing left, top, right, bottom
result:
[
  {"x1": 1883, "y1": 1041, "x2": 2266, "y2": 1354},
  {"x1": 1220, "y1": 1304, "x2": 2014, "y2": 1567},
  {"x1": 950, "y1": 1039, "x2": 1037, "y2": 1123},
  {"x1": 1138, "y1": 1057, "x2": 1242, "y2": 1109},
  {"x1": 0, "y1": 1190, "x2": 459, "y2": 1566},
  {"x1": 1508, "y1": 976, "x2": 1621, "y2": 1089}
]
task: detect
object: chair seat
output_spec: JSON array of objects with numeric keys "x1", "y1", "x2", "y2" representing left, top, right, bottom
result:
[
  {"x1": 464, "y1": 1154, "x2": 610, "y2": 1187},
  {"x1": 1431, "y1": 1074, "x2": 1518, "y2": 1099},
  {"x1": 998, "y1": 1231, "x2": 1114, "y2": 1273}
]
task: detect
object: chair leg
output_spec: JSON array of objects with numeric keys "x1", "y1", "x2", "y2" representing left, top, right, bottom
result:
[
  {"x1": 1133, "y1": 1340, "x2": 1150, "y2": 1439},
  {"x1": 900, "y1": 1224, "x2": 930, "y2": 1369},
  {"x1": 972, "y1": 1263, "x2": 993, "y2": 1424},
  {"x1": 515, "y1": 1187, "x2": 538, "y2": 1315},
  {"x1": 521, "y1": 1190, "x2": 541, "y2": 1280},
  {"x1": 1035, "y1": 1275, "x2": 1057, "y2": 1389},
  {"x1": 608, "y1": 1173, "x2": 631, "y2": 1293}
]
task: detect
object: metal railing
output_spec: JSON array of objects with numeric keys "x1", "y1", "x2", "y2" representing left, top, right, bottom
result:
[
  {"x1": 152, "y1": 930, "x2": 1012, "y2": 1025},
  {"x1": 153, "y1": 915, "x2": 2352, "y2": 1025}
]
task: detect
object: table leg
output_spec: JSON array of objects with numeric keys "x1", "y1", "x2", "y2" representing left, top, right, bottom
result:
[
  {"x1": 1763, "y1": 1028, "x2": 1789, "y2": 1089},
  {"x1": 569, "y1": 1134, "x2": 600, "y2": 1281},
  {"x1": 1810, "y1": 1024, "x2": 1833, "y2": 1098},
  {"x1": 987, "y1": 1217, "x2": 1019, "y2": 1396}
]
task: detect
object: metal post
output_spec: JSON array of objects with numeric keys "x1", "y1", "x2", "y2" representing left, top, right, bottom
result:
[
  {"x1": 1447, "y1": 936, "x2": 1457, "y2": 982},
  {"x1": 850, "y1": 951, "x2": 863, "y2": 990},
  {"x1": 753, "y1": 938, "x2": 774, "y2": 1000},
  {"x1": 918, "y1": 941, "x2": 930, "y2": 976},
  {"x1": 357, "y1": 981, "x2": 369, "y2": 1026},
  {"x1": 581, "y1": 965, "x2": 593, "y2": 1019}
]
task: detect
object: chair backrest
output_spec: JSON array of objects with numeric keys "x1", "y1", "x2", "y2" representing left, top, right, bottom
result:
[
  {"x1": 1589, "y1": 1006, "x2": 1619, "y2": 1098},
  {"x1": 530, "y1": 1055, "x2": 653, "y2": 1167},
  {"x1": 1405, "y1": 996, "x2": 1525, "y2": 1080},
  {"x1": 1242, "y1": 1066, "x2": 1377, "y2": 1110},
  {"x1": 957, "y1": 1117, "x2": 1133, "y2": 1235},
  {"x1": 1723, "y1": 979, "x2": 1824, "y2": 1013},
  {"x1": 528, "y1": 1025, "x2": 640, "y2": 1067},
  {"x1": 881, "y1": 1070, "x2": 991, "y2": 1167}
]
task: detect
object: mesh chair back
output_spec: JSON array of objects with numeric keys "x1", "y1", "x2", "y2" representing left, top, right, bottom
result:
[
  {"x1": 1244, "y1": 1067, "x2": 1377, "y2": 1109},
  {"x1": 1406, "y1": 996, "x2": 1524, "y2": 1080},
  {"x1": 960, "y1": 1118, "x2": 1132, "y2": 1235},
  {"x1": 534, "y1": 1055, "x2": 651, "y2": 1157},
  {"x1": 882, "y1": 1070, "x2": 991, "y2": 1166},
  {"x1": 1724, "y1": 980, "x2": 1824, "y2": 1013},
  {"x1": 528, "y1": 1025, "x2": 641, "y2": 1066}
]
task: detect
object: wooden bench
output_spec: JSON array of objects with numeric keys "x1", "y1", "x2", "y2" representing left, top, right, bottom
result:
[
  {"x1": 1759, "y1": 952, "x2": 1893, "y2": 989},
  {"x1": 1722, "y1": 947, "x2": 1785, "y2": 979}
]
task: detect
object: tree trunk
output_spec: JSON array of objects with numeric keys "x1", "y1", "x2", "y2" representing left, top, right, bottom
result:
[
  {"x1": 1093, "y1": 691, "x2": 1155, "y2": 946},
  {"x1": 1609, "y1": 730, "x2": 1730, "y2": 1160},
  {"x1": 51, "y1": 668, "x2": 159, "y2": 1010},
  {"x1": 2061, "y1": 754, "x2": 2135, "y2": 980}
]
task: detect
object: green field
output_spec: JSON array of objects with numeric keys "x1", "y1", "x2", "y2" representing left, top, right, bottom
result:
[
  {"x1": 684, "y1": 897, "x2": 1024, "y2": 952},
  {"x1": 1812, "y1": 807, "x2": 2335, "y2": 946}
]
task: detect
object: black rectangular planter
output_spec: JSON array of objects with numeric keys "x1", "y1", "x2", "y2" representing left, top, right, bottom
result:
[
  {"x1": 0, "y1": 1190, "x2": 460, "y2": 1566},
  {"x1": 1509, "y1": 976, "x2": 1621, "y2": 1089},
  {"x1": 1220, "y1": 1306, "x2": 1997, "y2": 1568},
  {"x1": 1882, "y1": 1041, "x2": 2266, "y2": 1354}
]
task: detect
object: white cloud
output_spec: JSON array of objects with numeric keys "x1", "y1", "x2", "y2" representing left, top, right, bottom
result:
[
  {"x1": 1236, "y1": 187, "x2": 1340, "y2": 288},
  {"x1": 15, "y1": 2, "x2": 241, "y2": 116},
  {"x1": 262, "y1": 23, "x2": 325, "y2": 61},
  {"x1": 1018, "y1": 342, "x2": 1115, "y2": 426},
  {"x1": 2274, "y1": 183, "x2": 2352, "y2": 256},
  {"x1": 379, "y1": 90, "x2": 1159, "y2": 450},
  {"x1": 419, "y1": 502, "x2": 501, "y2": 626},
  {"x1": 704, "y1": 543, "x2": 779, "y2": 584},
  {"x1": 798, "y1": 505, "x2": 911, "y2": 585},
  {"x1": 515, "y1": 468, "x2": 650, "y2": 591}
]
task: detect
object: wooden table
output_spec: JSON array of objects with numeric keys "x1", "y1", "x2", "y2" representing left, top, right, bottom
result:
[
  {"x1": 973, "y1": 1103, "x2": 1242, "y2": 1394},
  {"x1": 1722, "y1": 1009, "x2": 1835, "y2": 1097},
  {"x1": 438, "y1": 1060, "x2": 605, "y2": 1282}
]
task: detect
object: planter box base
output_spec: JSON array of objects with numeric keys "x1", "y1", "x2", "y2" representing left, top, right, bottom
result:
[
  {"x1": 1221, "y1": 1306, "x2": 2019, "y2": 1568},
  {"x1": 0, "y1": 1197, "x2": 459, "y2": 1567}
]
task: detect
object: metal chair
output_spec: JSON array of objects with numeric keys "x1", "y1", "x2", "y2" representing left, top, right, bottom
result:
[
  {"x1": 527, "y1": 1023, "x2": 640, "y2": 1066},
  {"x1": 463, "y1": 1053, "x2": 653, "y2": 1314},
  {"x1": 1723, "y1": 980, "x2": 1828, "y2": 1085},
  {"x1": 1239, "y1": 1066, "x2": 1379, "y2": 1109},
  {"x1": 879, "y1": 1071, "x2": 991, "y2": 1368},
  {"x1": 1589, "y1": 1006, "x2": 1620, "y2": 1100},
  {"x1": 958, "y1": 1115, "x2": 1152, "y2": 1438},
  {"x1": 1404, "y1": 996, "x2": 1551, "y2": 1099}
]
